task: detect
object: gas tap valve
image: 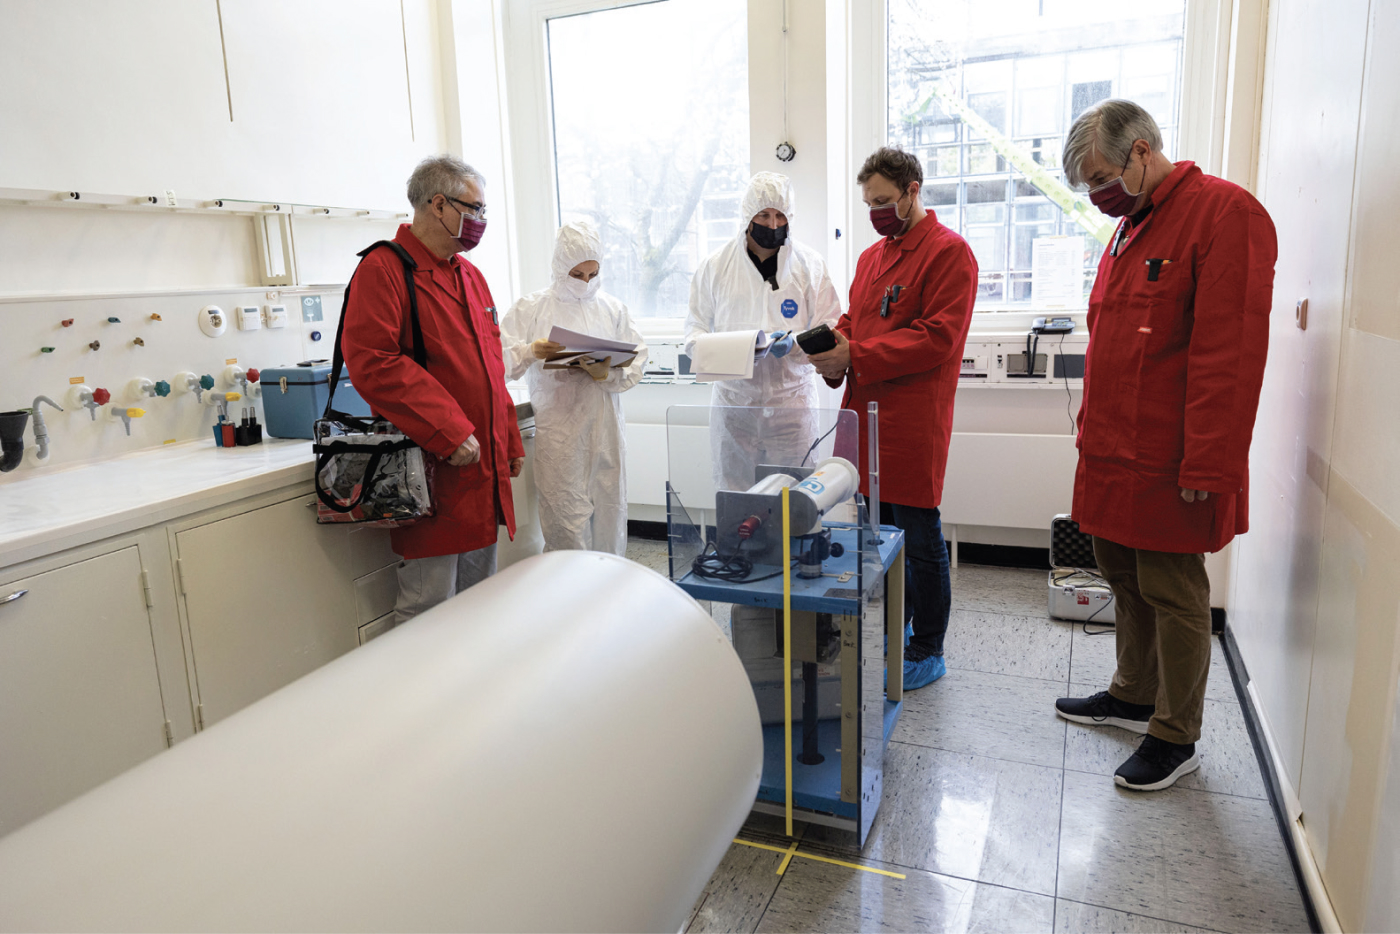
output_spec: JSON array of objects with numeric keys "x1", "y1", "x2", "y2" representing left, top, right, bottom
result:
[
  {"x1": 109, "y1": 407, "x2": 145, "y2": 436},
  {"x1": 125, "y1": 377, "x2": 170, "y2": 401},
  {"x1": 222, "y1": 365, "x2": 262, "y2": 398},
  {"x1": 175, "y1": 372, "x2": 216, "y2": 403},
  {"x1": 68, "y1": 385, "x2": 110, "y2": 420}
]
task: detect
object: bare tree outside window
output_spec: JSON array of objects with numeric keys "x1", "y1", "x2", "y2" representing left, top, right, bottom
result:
[
  {"x1": 889, "y1": 0, "x2": 1186, "y2": 308},
  {"x1": 549, "y1": 0, "x2": 750, "y2": 319}
]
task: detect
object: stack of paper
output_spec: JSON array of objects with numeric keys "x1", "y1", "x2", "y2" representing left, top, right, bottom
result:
[
  {"x1": 692, "y1": 330, "x2": 773, "y2": 383},
  {"x1": 542, "y1": 325, "x2": 641, "y2": 371}
]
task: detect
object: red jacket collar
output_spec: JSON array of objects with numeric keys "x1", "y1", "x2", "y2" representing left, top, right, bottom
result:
[
  {"x1": 1148, "y1": 161, "x2": 1200, "y2": 211},
  {"x1": 394, "y1": 223, "x2": 460, "y2": 272}
]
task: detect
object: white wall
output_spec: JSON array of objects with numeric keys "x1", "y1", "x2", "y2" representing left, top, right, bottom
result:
[{"x1": 1230, "y1": 0, "x2": 1400, "y2": 929}]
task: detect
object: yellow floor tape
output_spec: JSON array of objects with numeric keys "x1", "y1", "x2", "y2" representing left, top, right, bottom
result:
[{"x1": 731, "y1": 837, "x2": 908, "y2": 880}]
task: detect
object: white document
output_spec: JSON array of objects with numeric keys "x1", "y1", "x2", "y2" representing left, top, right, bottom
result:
[
  {"x1": 1031, "y1": 236, "x2": 1086, "y2": 308},
  {"x1": 692, "y1": 329, "x2": 768, "y2": 383},
  {"x1": 547, "y1": 325, "x2": 641, "y2": 356}
]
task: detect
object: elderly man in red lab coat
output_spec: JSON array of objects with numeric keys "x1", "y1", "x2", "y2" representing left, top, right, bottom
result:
[
  {"x1": 342, "y1": 155, "x2": 525, "y2": 625},
  {"x1": 1052, "y1": 100, "x2": 1277, "y2": 791},
  {"x1": 810, "y1": 147, "x2": 977, "y2": 691}
]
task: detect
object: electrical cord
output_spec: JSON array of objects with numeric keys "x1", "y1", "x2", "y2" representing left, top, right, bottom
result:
[
  {"x1": 1060, "y1": 332, "x2": 1075, "y2": 434},
  {"x1": 691, "y1": 540, "x2": 797, "y2": 584},
  {"x1": 799, "y1": 420, "x2": 840, "y2": 467}
]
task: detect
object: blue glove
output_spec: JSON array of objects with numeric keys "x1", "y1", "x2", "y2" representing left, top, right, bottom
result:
[{"x1": 769, "y1": 331, "x2": 795, "y2": 357}]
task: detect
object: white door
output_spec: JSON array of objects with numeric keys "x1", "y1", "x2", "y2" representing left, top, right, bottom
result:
[
  {"x1": 176, "y1": 497, "x2": 397, "y2": 727},
  {"x1": 0, "y1": 546, "x2": 169, "y2": 836}
]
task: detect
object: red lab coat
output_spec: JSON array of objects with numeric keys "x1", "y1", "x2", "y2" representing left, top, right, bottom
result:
[
  {"x1": 342, "y1": 225, "x2": 523, "y2": 560},
  {"x1": 1073, "y1": 162, "x2": 1277, "y2": 554},
  {"x1": 828, "y1": 210, "x2": 978, "y2": 509}
]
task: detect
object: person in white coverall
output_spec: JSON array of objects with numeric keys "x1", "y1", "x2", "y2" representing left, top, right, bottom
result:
[
  {"x1": 685, "y1": 172, "x2": 842, "y2": 493},
  {"x1": 501, "y1": 220, "x2": 648, "y2": 555}
]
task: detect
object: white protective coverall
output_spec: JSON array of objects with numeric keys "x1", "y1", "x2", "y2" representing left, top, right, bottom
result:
[
  {"x1": 501, "y1": 221, "x2": 649, "y2": 555},
  {"x1": 684, "y1": 172, "x2": 843, "y2": 493}
]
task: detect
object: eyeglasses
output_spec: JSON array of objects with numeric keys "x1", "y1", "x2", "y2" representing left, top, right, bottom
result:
[{"x1": 443, "y1": 195, "x2": 486, "y2": 220}]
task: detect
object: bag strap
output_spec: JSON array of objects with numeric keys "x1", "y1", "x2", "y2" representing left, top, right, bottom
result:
[
  {"x1": 325, "y1": 240, "x2": 426, "y2": 417},
  {"x1": 313, "y1": 445, "x2": 388, "y2": 513}
]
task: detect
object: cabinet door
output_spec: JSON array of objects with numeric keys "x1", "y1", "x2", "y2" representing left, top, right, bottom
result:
[
  {"x1": 176, "y1": 497, "x2": 396, "y2": 727},
  {"x1": 0, "y1": 547, "x2": 169, "y2": 836}
]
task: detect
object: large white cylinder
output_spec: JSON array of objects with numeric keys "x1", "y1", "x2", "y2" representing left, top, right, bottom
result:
[
  {"x1": 795, "y1": 456, "x2": 860, "y2": 515},
  {"x1": 0, "y1": 552, "x2": 762, "y2": 933}
]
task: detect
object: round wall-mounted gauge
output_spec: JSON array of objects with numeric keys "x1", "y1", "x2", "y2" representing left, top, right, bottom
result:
[{"x1": 776, "y1": 141, "x2": 796, "y2": 162}]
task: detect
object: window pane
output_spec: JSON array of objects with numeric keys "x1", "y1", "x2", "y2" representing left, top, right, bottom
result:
[
  {"x1": 889, "y1": 0, "x2": 1186, "y2": 309},
  {"x1": 549, "y1": 0, "x2": 749, "y2": 318}
]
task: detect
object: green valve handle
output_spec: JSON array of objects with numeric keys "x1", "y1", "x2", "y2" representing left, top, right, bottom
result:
[
  {"x1": 199, "y1": 374, "x2": 215, "y2": 390},
  {"x1": 40, "y1": 346, "x2": 55, "y2": 353},
  {"x1": 153, "y1": 380, "x2": 171, "y2": 397}
]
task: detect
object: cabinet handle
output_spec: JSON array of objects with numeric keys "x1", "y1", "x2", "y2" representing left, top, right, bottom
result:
[{"x1": 1, "y1": 589, "x2": 28, "y2": 606}]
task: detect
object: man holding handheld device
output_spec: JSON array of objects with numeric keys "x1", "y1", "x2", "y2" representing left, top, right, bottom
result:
[{"x1": 809, "y1": 148, "x2": 977, "y2": 690}]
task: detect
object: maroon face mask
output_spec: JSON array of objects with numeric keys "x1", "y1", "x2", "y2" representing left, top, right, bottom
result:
[
  {"x1": 439, "y1": 199, "x2": 487, "y2": 252},
  {"x1": 869, "y1": 189, "x2": 912, "y2": 237},
  {"x1": 1088, "y1": 151, "x2": 1146, "y2": 218}
]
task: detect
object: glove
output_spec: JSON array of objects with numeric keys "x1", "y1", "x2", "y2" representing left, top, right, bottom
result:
[
  {"x1": 580, "y1": 355, "x2": 612, "y2": 381},
  {"x1": 769, "y1": 331, "x2": 795, "y2": 358}
]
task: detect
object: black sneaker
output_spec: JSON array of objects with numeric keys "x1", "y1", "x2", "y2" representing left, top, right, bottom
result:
[
  {"x1": 1115, "y1": 734, "x2": 1201, "y2": 791},
  {"x1": 1054, "y1": 690, "x2": 1154, "y2": 733}
]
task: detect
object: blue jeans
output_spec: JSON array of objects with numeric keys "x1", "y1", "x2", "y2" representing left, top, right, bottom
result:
[{"x1": 880, "y1": 501, "x2": 951, "y2": 656}]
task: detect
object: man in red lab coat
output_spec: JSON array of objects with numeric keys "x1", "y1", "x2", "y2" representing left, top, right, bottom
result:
[
  {"x1": 810, "y1": 147, "x2": 977, "y2": 691},
  {"x1": 1053, "y1": 101, "x2": 1276, "y2": 791},
  {"x1": 342, "y1": 155, "x2": 525, "y2": 625}
]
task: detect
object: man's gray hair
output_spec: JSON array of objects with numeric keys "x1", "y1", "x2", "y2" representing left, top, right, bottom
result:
[
  {"x1": 1063, "y1": 100, "x2": 1164, "y2": 189},
  {"x1": 406, "y1": 154, "x2": 485, "y2": 210}
]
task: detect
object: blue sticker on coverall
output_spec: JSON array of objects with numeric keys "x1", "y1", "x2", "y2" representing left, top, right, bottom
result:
[{"x1": 780, "y1": 298, "x2": 799, "y2": 318}]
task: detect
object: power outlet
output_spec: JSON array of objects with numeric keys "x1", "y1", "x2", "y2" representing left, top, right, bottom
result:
[{"x1": 263, "y1": 304, "x2": 289, "y2": 329}]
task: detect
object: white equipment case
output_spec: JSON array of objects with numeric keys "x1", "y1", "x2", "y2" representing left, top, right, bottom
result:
[{"x1": 1048, "y1": 515, "x2": 1116, "y2": 624}]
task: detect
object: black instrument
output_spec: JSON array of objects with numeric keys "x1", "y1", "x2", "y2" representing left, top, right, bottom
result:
[{"x1": 795, "y1": 323, "x2": 837, "y2": 355}]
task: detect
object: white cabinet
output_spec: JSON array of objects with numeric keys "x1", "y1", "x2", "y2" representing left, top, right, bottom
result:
[
  {"x1": 173, "y1": 494, "x2": 398, "y2": 728},
  {"x1": 0, "y1": 546, "x2": 169, "y2": 836}
]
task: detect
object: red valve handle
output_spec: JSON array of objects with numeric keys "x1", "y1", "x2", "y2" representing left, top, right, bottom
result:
[
  {"x1": 91, "y1": 387, "x2": 111, "y2": 405},
  {"x1": 246, "y1": 368, "x2": 260, "y2": 383}
]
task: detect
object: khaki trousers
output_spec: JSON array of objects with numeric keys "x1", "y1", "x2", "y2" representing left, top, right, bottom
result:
[{"x1": 1093, "y1": 536, "x2": 1213, "y2": 745}]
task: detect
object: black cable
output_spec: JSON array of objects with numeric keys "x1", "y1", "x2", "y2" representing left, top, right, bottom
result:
[
  {"x1": 691, "y1": 540, "x2": 797, "y2": 584},
  {"x1": 1081, "y1": 582, "x2": 1115, "y2": 635},
  {"x1": 799, "y1": 420, "x2": 840, "y2": 467},
  {"x1": 1060, "y1": 332, "x2": 1075, "y2": 434}
]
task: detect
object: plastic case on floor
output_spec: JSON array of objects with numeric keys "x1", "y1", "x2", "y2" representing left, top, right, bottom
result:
[
  {"x1": 1048, "y1": 514, "x2": 1116, "y2": 624},
  {"x1": 261, "y1": 362, "x2": 372, "y2": 440}
]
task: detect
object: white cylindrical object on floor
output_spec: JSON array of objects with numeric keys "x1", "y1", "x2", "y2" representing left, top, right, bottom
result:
[{"x1": 0, "y1": 552, "x2": 762, "y2": 933}]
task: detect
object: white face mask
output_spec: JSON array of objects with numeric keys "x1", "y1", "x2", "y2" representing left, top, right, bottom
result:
[{"x1": 561, "y1": 275, "x2": 601, "y2": 301}]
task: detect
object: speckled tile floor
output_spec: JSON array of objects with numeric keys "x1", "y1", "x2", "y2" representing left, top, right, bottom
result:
[{"x1": 626, "y1": 538, "x2": 1313, "y2": 934}]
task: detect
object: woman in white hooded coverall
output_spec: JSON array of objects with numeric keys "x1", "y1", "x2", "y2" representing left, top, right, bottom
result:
[
  {"x1": 685, "y1": 172, "x2": 842, "y2": 493},
  {"x1": 501, "y1": 220, "x2": 648, "y2": 556}
]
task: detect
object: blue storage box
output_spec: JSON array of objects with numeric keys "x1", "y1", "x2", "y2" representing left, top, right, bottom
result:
[{"x1": 260, "y1": 361, "x2": 372, "y2": 440}]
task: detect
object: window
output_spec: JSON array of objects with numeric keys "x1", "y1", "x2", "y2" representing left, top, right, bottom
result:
[
  {"x1": 547, "y1": 0, "x2": 750, "y2": 319},
  {"x1": 888, "y1": 0, "x2": 1187, "y2": 309}
]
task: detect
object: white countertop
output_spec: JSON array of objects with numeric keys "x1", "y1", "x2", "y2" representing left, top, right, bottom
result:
[{"x1": 0, "y1": 438, "x2": 315, "y2": 568}]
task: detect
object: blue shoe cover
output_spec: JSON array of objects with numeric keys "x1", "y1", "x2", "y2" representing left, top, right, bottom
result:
[{"x1": 904, "y1": 654, "x2": 947, "y2": 691}]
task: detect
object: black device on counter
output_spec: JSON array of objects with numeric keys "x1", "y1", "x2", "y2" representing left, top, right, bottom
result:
[
  {"x1": 1032, "y1": 316, "x2": 1075, "y2": 334},
  {"x1": 795, "y1": 324, "x2": 837, "y2": 355}
]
